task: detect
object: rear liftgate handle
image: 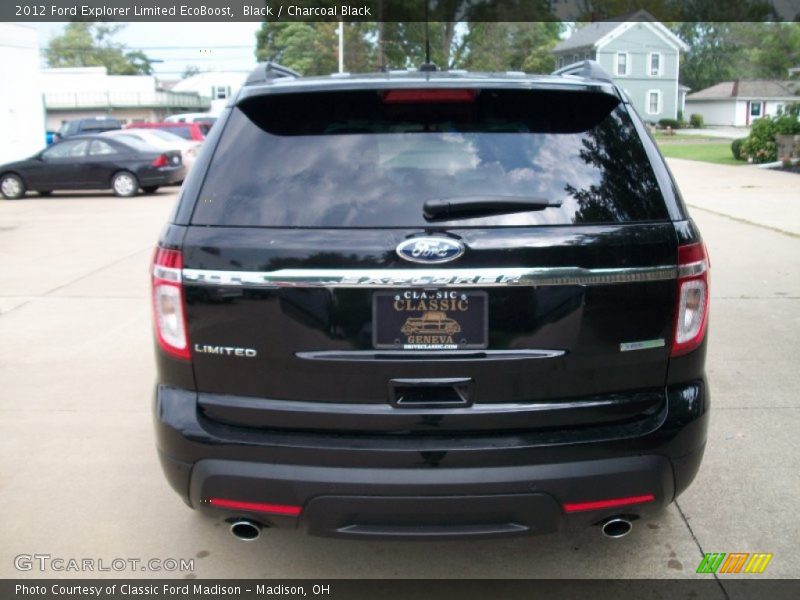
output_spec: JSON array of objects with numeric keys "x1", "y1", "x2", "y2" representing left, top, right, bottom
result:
[{"x1": 388, "y1": 378, "x2": 475, "y2": 409}]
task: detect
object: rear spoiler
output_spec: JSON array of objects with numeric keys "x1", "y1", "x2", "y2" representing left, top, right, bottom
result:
[
  {"x1": 245, "y1": 62, "x2": 301, "y2": 85},
  {"x1": 552, "y1": 60, "x2": 613, "y2": 83}
]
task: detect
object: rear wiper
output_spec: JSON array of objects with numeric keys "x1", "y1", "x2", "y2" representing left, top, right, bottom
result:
[{"x1": 423, "y1": 196, "x2": 562, "y2": 220}]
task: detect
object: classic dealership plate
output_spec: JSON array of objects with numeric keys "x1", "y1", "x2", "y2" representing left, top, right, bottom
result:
[{"x1": 373, "y1": 290, "x2": 488, "y2": 350}]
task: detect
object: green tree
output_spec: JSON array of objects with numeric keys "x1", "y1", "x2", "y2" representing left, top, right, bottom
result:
[
  {"x1": 461, "y1": 22, "x2": 562, "y2": 73},
  {"x1": 181, "y1": 65, "x2": 201, "y2": 79},
  {"x1": 671, "y1": 22, "x2": 800, "y2": 92},
  {"x1": 45, "y1": 23, "x2": 153, "y2": 75},
  {"x1": 380, "y1": 22, "x2": 465, "y2": 69},
  {"x1": 671, "y1": 22, "x2": 741, "y2": 92},
  {"x1": 255, "y1": 22, "x2": 375, "y2": 76},
  {"x1": 734, "y1": 23, "x2": 800, "y2": 79}
]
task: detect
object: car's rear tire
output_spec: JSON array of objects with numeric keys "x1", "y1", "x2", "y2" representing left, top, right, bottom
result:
[
  {"x1": 142, "y1": 186, "x2": 159, "y2": 194},
  {"x1": 0, "y1": 174, "x2": 26, "y2": 199},
  {"x1": 111, "y1": 171, "x2": 139, "y2": 197}
]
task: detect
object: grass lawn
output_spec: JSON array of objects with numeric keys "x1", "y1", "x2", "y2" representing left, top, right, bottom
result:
[
  {"x1": 656, "y1": 140, "x2": 744, "y2": 166},
  {"x1": 652, "y1": 132, "x2": 721, "y2": 143}
]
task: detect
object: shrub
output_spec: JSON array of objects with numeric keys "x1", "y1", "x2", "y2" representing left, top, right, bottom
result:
[
  {"x1": 740, "y1": 111, "x2": 800, "y2": 163},
  {"x1": 741, "y1": 117, "x2": 778, "y2": 163},
  {"x1": 689, "y1": 113, "x2": 704, "y2": 128},
  {"x1": 658, "y1": 118, "x2": 681, "y2": 129},
  {"x1": 677, "y1": 109, "x2": 684, "y2": 122},
  {"x1": 731, "y1": 138, "x2": 747, "y2": 161},
  {"x1": 774, "y1": 113, "x2": 800, "y2": 135}
]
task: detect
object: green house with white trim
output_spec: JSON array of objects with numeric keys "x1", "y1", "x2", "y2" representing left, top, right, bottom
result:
[{"x1": 553, "y1": 10, "x2": 688, "y2": 121}]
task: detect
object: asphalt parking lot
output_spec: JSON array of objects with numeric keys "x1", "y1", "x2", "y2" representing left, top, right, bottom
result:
[{"x1": 0, "y1": 160, "x2": 798, "y2": 587}]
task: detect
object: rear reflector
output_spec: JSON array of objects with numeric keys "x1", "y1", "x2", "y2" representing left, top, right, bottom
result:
[
  {"x1": 151, "y1": 247, "x2": 190, "y2": 360},
  {"x1": 563, "y1": 494, "x2": 656, "y2": 513},
  {"x1": 671, "y1": 242, "x2": 710, "y2": 357},
  {"x1": 209, "y1": 498, "x2": 302, "y2": 517},
  {"x1": 151, "y1": 154, "x2": 169, "y2": 168},
  {"x1": 382, "y1": 89, "x2": 476, "y2": 104}
]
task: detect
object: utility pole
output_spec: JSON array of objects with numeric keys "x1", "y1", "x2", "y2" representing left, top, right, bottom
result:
[
  {"x1": 377, "y1": 0, "x2": 385, "y2": 71},
  {"x1": 338, "y1": 20, "x2": 344, "y2": 73}
]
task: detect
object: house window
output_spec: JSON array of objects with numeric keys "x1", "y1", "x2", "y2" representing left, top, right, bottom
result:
[
  {"x1": 750, "y1": 102, "x2": 762, "y2": 118},
  {"x1": 647, "y1": 90, "x2": 661, "y2": 115},
  {"x1": 615, "y1": 52, "x2": 629, "y2": 76},
  {"x1": 212, "y1": 85, "x2": 231, "y2": 100},
  {"x1": 649, "y1": 53, "x2": 662, "y2": 76}
]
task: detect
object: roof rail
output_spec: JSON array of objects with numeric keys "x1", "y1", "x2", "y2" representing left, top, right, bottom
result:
[
  {"x1": 551, "y1": 60, "x2": 613, "y2": 83},
  {"x1": 245, "y1": 62, "x2": 301, "y2": 85}
]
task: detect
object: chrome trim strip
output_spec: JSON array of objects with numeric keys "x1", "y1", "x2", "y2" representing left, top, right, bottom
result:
[
  {"x1": 296, "y1": 349, "x2": 566, "y2": 361},
  {"x1": 182, "y1": 266, "x2": 678, "y2": 288},
  {"x1": 677, "y1": 259, "x2": 708, "y2": 278}
]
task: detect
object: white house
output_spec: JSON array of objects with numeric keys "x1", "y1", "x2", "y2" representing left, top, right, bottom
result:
[
  {"x1": 553, "y1": 10, "x2": 688, "y2": 121},
  {"x1": 42, "y1": 67, "x2": 211, "y2": 131},
  {"x1": 0, "y1": 24, "x2": 46, "y2": 164},
  {"x1": 685, "y1": 80, "x2": 800, "y2": 127},
  {"x1": 169, "y1": 71, "x2": 251, "y2": 115}
]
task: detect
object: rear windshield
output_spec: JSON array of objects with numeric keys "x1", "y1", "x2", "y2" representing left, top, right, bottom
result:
[
  {"x1": 192, "y1": 89, "x2": 668, "y2": 228},
  {"x1": 81, "y1": 120, "x2": 121, "y2": 131}
]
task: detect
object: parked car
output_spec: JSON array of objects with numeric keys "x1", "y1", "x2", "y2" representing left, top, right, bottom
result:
[
  {"x1": 0, "y1": 135, "x2": 184, "y2": 199},
  {"x1": 56, "y1": 117, "x2": 122, "y2": 140},
  {"x1": 151, "y1": 61, "x2": 710, "y2": 542},
  {"x1": 128, "y1": 121, "x2": 210, "y2": 141},
  {"x1": 165, "y1": 112, "x2": 218, "y2": 126},
  {"x1": 102, "y1": 128, "x2": 201, "y2": 171}
]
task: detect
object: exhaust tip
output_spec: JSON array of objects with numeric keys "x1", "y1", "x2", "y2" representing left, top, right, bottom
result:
[
  {"x1": 601, "y1": 517, "x2": 633, "y2": 539},
  {"x1": 230, "y1": 520, "x2": 262, "y2": 541}
]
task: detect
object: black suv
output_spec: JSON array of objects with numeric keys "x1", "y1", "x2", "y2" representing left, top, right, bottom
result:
[{"x1": 152, "y1": 61, "x2": 709, "y2": 541}]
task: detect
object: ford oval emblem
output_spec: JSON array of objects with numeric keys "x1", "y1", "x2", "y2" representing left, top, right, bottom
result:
[{"x1": 396, "y1": 237, "x2": 465, "y2": 264}]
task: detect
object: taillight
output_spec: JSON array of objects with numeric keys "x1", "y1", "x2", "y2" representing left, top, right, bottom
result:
[
  {"x1": 382, "y1": 89, "x2": 476, "y2": 103},
  {"x1": 671, "y1": 242, "x2": 710, "y2": 357},
  {"x1": 152, "y1": 247, "x2": 190, "y2": 360},
  {"x1": 151, "y1": 154, "x2": 168, "y2": 168}
]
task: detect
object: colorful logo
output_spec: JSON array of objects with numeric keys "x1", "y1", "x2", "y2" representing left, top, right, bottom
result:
[{"x1": 696, "y1": 553, "x2": 773, "y2": 574}]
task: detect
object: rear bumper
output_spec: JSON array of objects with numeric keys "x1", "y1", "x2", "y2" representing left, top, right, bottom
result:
[
  {"x1": 154, "y1": 381, "x2": 708, "y2": 539},
  {"x1": 161, "y1": 452, "x2": 693, "y2": 539},
  {"x1": 139, "y1": 166, "x2": 185, "y2": 186}
]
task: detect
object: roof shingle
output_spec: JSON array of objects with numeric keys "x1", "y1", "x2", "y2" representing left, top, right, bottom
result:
[{"x1": 687, "y1": 80, "x2": 800, "y2": 100}]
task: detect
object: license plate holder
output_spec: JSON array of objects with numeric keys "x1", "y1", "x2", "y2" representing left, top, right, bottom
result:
[{"x1": 373, "y1": 290, "x2": 488, "y2": 350}]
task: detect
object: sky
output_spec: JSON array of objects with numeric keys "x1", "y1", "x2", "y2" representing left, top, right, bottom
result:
[{"x1": 31, "y1": 22, "x2": 264, "y2": 79}]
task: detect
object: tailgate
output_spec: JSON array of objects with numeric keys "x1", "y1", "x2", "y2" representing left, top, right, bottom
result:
[{"x1": 182, "y1": 224, "x2": 677, "y2": 426}]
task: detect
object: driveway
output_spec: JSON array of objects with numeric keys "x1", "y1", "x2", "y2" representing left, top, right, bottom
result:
[
  {"x1": 677, "y1": 127, "x2": 750, "y2": 139},
  {"x1": 0, "y1": 161, "x2": 797, "y2": 586}
]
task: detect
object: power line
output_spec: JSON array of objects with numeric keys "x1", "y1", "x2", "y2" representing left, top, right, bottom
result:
[{"x1": 40, "y1": 45, "x2": 256, "y2": 53}]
